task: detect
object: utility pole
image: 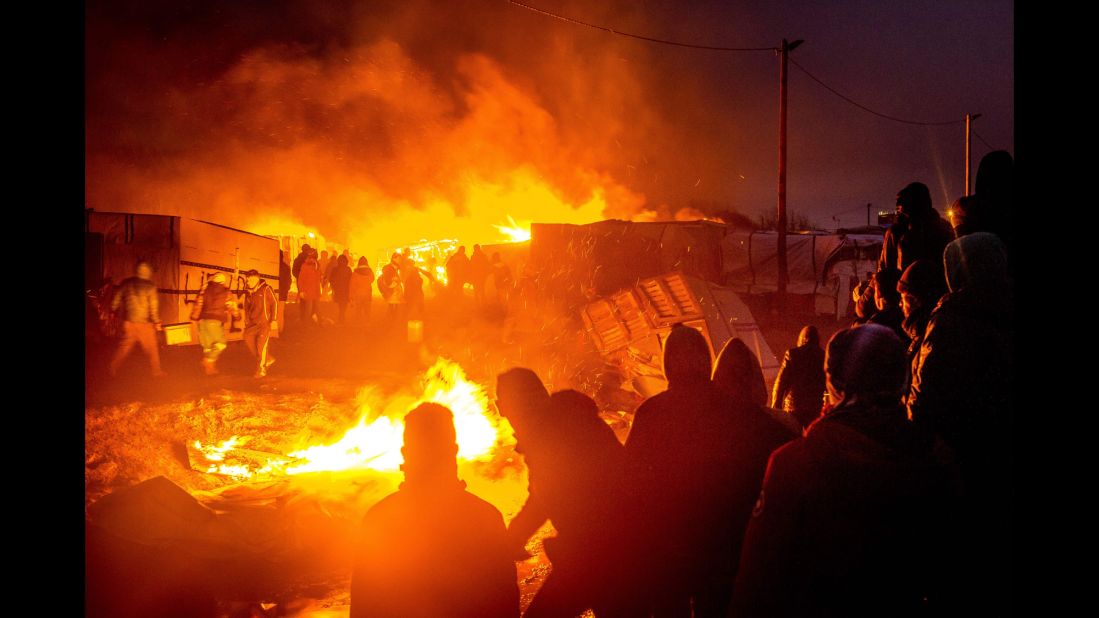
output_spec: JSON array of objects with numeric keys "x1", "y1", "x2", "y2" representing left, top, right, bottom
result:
[
  {"x1": 866, "y1": 203, "x2": 872, "y2": 227},
  {"x1": 965, "y1": 113, "x2": 982, "y2": 196},
  {"x1": 776, "y1": 38, "x2": 802, "y2": 301}
]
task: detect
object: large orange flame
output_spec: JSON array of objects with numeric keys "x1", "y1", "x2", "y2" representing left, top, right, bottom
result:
[{"x1": 192, "y1": 358, "x2": 511, "y2": 480}]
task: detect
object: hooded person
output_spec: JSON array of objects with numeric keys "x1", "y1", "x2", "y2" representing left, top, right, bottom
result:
[
  {"x1": 497, "y1": 371, "x2": 635, "y2": 618},
  {"x1": 329, "y1": 254, "x2": 353, "y2": 324},
  {"x1": 769, "y1": 326, "x2": 827, "y2": 430},
  {"x1": 242, "y1": 269, "x2": 277, "y2": 378},
  {"x1": 445, "y1": 246, "x2": 471, "y2": 296},
  {"x1": 291, "y1": 243, "x2": 311, "y2": 281},
  {"x1": 732, "y1": 324, "x2": 960, "y2": 617},
  {"x1": 189, "y1": 271, "x2": 234, "y2": 375},
  {"x1": 709, "y1": 338, "x2": 799, "y2": 612},
  {"x1": 349, "y1": 256, "x2": 375, "y2": 324},
  {"x1": 907, "y1": 233, "x2": 1012, "y2": 614},
  {"x1": 624, "y1": 325, "x2": 741, "y2": 617},
  {"x1": 878, "y1": 181, "x2": 955, "y2": 274},
  {"x1": 108, "y1": 261, "x2": 167, "y2": 377},
  {"x1": 951, "y1": 151, "x2": 1014, "y2": 260},
  {"x1": 350, "y1": 403, "x2": 518, "y2": 618}
]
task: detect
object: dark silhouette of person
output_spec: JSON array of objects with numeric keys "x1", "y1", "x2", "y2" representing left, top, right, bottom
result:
[
  {"x1": 624, "y1": 325, "x2": 741, "y2": 618},
  {"x1": 951, "y1": 150, "x2": 1014, "y2": 263},
  {"x1": 446, "y1": 246, "x2": 471, "y2": 296},
  {"x1": 490, "y1": 252, "x2": 513, "y2": 305},
  {"x1": 878, "y1": 181, "x2": 955, "y2": 275},
  {"x1": 867, "y1": 268, "x2": 907, "y2": 343},
  {"x1": 907, "y1": 232, "x2": 1013, "y2": 615},
  {"x1": 278, "y1": 249, "x2": 291, "y2": 303},
  {"x1": 710, "y1": 338, "x2": 799, "y2": 613},
  {"x1": 329, "y1": 254, "x2": 353, "y2": 324},
  {"x1": 770, "y1": 326, "x2": 826, "y2": 430},
  {"x1": 495, "y1": 369, "x2": 638, "y2": 618},
  {"x1": 732, "y1": 324, "x2": 960, "y2": 617},
  {"x1": 469, "y1": 244, "x2": 491, "y2": 306},
  {"x1": 895, "y1": 259, "x2": 947, "y2": 397},
  {"x1": 350, "y1": 402, "x2": 519, "y2": 618}
]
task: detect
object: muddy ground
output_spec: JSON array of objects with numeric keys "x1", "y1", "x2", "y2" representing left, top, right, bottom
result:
[{"x1": 85, "y1": 292, "x2": 846, "y2": 617}]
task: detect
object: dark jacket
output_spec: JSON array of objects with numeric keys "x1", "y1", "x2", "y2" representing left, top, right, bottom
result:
[
  {"x1": 190, "y1": 281, "x2": 230, "y2": 322},
  {"x1": 771, "y1": 344, "x2": 825, "y2": 429},
  {"x1": 732, "y1": 403, "x2": 959, "y2": 617},
  {"x1": 446, "y1": 252, "x2": 470, "y2": 287},
  {"x1": 244, "y1": 281, "x2": 277, "y2": 328},
  {"x1": 292, "y1": 251, "x2": 307, "y2": 280},
  {"x1": 112, "y1": 276, "x2": 161, "y2": 325},
  {"x1": 867, "y1": 303, "x2": 907, "y2": 344},
  {"x1": 330, "y1": 261, "x2": 353, "y2": 304},
  {"x1": 351, "y1": 480, "x2": 518, "y2": 618},
  {"x1": 278, "y1": 257, "x2": 291, "y2": 302},
  {"x1": 878, "y1": 210, "x2": 955, "y2": 274}
]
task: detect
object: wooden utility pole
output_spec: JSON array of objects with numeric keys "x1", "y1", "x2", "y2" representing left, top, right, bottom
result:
[
  {"x1": 777, "y1": 38, "x2": 803, "y2": 299},
  {"x1": 965, "y1": 113, "x2": 982, "y2": 196}
]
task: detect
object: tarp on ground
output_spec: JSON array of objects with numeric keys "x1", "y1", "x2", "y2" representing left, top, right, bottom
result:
[{"x1": 581, "y1": 271, "x2": 780, "y2": 399}]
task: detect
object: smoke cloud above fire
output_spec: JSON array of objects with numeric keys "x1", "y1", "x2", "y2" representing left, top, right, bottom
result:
[
  {"x1": 85, "y1": 0, "x2": 742, "y2": 250},
  {"x1": 86, "y1": 0, "x2": 1013, "y2": 243}
]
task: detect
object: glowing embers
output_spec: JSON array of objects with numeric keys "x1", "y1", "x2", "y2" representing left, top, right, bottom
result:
[
  {"x1": 493, "y1": 215, "x2": 532, "y2": 243},
  {"x1": 191, "y1": 358, "x2": 509, "y2": 480}
]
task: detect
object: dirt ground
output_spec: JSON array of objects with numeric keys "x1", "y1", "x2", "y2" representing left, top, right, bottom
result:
[{"x1": 85, "y1": 290, "x2": 848, "y2": 617}]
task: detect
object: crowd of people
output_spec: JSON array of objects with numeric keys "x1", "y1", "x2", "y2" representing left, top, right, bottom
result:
[
  {"x1": 350, "y1": 151, "x2": 1014, "y2": 617},
  {"x1": 100, "y1": 151, "x2": 1014, "y2": 615}
]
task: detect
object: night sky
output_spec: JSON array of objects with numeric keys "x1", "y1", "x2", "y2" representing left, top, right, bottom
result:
[{"x1": 85, "y1": 0, "x2": 1013, "y2": 240}]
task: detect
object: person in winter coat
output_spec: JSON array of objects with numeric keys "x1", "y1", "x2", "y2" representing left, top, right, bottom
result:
[
  {"x1": 108, "y1": 261, "x2": 166, "y2": 377},
  {"x1": 350, "y1": 403, "x2": 518, "y2": 618},
  {"x1": 770, "y1": 325, "x2": 827, "y2": 430},
  {"x1": 297, "y1": 255, "x2": 322, "y2": 326},
  {"x1": 242, "y1": 269, "x2": 278, "y2": 378},
  {"x1": 907, "y1": 232, "x2": 1013, "y2": 615},
  {"x1": 291, "y1": 244, "x2": 311, "y2": 282},
  {"x1": 950, "y1": 150, "x2": 1014, "y2": 266},
  {"x1": 401, "y1": 255, "x2": 425, "y2": 322},
  {"x1": 329, "y1": 254, "x2": 353, "y2": 324},
  {"x1": 349, "y1": 257, "x2": 375, "y2": 324},
  {"x1": 895, "y1": 259, "x2": 946, "y2": 397},
  {"x1": 624, "y1": 325, "x2": 742, "y2": 618},
  {"x1": 190, "y1": 271, "x2": 235, "y2": 375},
  {"x1": 378, "y1": 253, "x2": 405, "y2": 321},
  {"x1": 868, "y1": 268, "x2": 907, "y2": 343},
  {"x1": 445, "y1": 246, "x2": 471, "y2": 297},
  {"x1": 709, "y1": 339, "x2": 799, "y2": 614},
  {"x1": 732, "y1": 324, "x2": 960, "y2": 617},
  {"x1": 878, "y1": 181, "x2": 955, "y2": 275},
  {"x1": 469, "y1": 244, "x2": 491, "y2": 306},
  {"x1": 496, "y1": 371, "x2": 637, "y2": 618}
]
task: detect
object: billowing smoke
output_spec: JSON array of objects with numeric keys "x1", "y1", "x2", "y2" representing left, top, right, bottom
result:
[{"x1": 86, "y1": 1, "x2": 755, "y2": 249}]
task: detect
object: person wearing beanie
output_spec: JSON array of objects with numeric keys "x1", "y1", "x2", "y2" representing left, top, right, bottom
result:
[
  {"x1": 349, "y1": 256, "x2": 375, "y2": 324},
  {"x1": 770, "y1": 326, "x2": 827, "y2": 430},
  {"x1": 624, "y1": 325, "x2": 742, "y2": 617},
  {"x1": 907, "y1": 232, "x2": 1013, "y2": 614},
  {"x1": 350, "y1": 403, "x2": 518, "y2": 618},
  {"x1": 867, "y1": 268, "x2": 907, "y2": 343},
  {"x1": 732, "y1": 324, "x2": 959, "y2": 617},
  {"x1": 878, "y1": 181, "x2": 955, "y2": 274},
  {"x1": 108, "y1": 260, "x2": 166, "y2": 377},
  {"x1": 896, "y1": 259, "x2": 947, "y2": 395},
  {"x1": 189, "y1": 271, "x2": 234, "y2": 375}
]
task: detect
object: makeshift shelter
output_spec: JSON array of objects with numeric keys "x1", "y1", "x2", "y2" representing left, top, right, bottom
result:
[
  {"x1": 581, "y1": 271, "x2": 780, "y2": 398},
  {"x1": 85, "y1": 210, "x2": 282, "y2": 345},
  {"x1": 721, "y1": 229, "x2": 883, "y2": 318}
]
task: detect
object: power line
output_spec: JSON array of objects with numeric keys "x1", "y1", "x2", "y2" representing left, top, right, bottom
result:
[
  {"x1": 972, "y1": 129, "x2": 995, "y2": 151},
  {"x1": 788, "y1": 57, "x2": 965, "y2": 126},
  {"x1": 508, "y1": 1, "x2": 775, "y2": 52}
]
